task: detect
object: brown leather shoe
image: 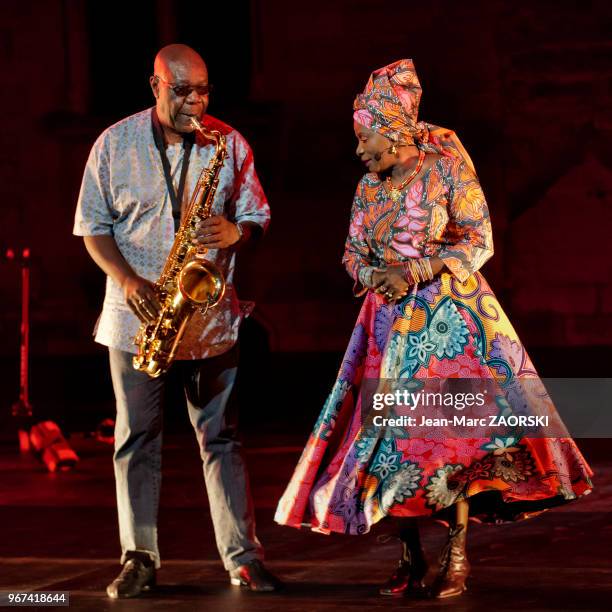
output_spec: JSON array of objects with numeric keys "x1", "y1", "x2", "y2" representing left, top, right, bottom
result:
[
  {"x1": 106, "y1": 556, "x2": 156, "y2": 599},
  {"x1": 229, "y1": 559, "x2": 282, "y2": 592},
  {"x1": 379, "y1": 547, "x2": 428, "y2": 597},
  {"x1": 431, "y1": 524, "x2": 470, "y2": 598}
]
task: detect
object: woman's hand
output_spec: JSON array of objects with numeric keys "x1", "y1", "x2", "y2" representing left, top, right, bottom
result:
[
  {"x1": 371, "y1": 258, "x2": 446, "y2": 301},
  {"x1": 122, "y1": 275, "x2": 162, "y2": 323},
  {"x1": 372, "y1": 266, "x2": 410, "y2": 301}
]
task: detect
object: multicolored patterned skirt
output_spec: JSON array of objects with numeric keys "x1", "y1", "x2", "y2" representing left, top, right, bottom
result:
[{"x1": 275, "y1": 272, "x2": 593, "y2": 535}]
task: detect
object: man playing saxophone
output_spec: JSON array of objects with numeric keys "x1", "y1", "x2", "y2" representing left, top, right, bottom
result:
[{"x1": 73, "y1": 44, "x2": 278, "y2": 599}]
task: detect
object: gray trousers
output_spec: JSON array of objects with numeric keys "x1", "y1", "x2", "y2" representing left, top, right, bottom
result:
[{"x1": 109, "y1": 345, "x2": 263, "y2": 570}]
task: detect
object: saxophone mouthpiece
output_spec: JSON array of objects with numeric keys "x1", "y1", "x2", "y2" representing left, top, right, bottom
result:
[
  {"x1": 190, "y1": 116, "x2": 203, "y2": 132},
  {"x1": 190, "y1": 116, "x2": 222, "y2": 148}
]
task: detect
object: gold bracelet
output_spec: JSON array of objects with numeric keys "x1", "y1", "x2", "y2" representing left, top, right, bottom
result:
[
  {"x1": 402, "y1": 262, "x2": 416, "y2": 285},
  {"x1": 418, "y1": 258, "x2": 434, "y2": 281},
  {"x1": 413, "y1": 259, "x2": 424, "y2": 284}
]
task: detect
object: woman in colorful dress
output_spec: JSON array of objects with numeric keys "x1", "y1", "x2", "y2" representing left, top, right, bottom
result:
[{"x1": 274, "y1": 59, "x2": 593, "y2": 599}]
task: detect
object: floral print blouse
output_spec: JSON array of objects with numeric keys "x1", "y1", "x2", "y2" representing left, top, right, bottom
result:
[{"x1": 342, "y1": 154, "x2": 494, "y2": 285}]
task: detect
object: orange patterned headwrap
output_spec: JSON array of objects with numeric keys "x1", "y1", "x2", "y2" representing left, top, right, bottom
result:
[
  {"x1": 353, "y1": 59, "x2": 429, "y2": 145},
  {"x1": 353, "y1": 59, "x2": 477, "y2": 171}
]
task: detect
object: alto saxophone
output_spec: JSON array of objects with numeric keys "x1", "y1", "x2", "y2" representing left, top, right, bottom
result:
[{"x1": 132, "y1": 117, "x2": 227, "y2": 378}]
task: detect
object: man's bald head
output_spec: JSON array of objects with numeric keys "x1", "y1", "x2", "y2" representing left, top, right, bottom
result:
[
  {"x1": 153, "y1": 44, "x2": 207, "y2": 81},
  {"x1": 150, "y1": 44, "x2": 209, "y2": 141}
]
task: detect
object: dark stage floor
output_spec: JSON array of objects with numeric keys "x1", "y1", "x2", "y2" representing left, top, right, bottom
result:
[{"x1": 0, "y1": 431, "x2": 611, "y2": 611}]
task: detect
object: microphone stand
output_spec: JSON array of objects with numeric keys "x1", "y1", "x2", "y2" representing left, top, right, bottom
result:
[
  {"x1": 7, "y1": 247, "x2": 33, "y2": 450},
  {"x1": 6, "y1": 247, "x2": 78, "y2": 471}
]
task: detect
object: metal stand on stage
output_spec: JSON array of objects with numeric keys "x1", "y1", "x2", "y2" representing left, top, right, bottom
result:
[{"x1": 6, "y1": 246, "x2": 79, "y2": 472}]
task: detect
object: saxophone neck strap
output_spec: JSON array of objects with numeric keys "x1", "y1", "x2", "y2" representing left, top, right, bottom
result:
[{"x1": 151, "y1": 108, "x2": 195, "y2": 232}]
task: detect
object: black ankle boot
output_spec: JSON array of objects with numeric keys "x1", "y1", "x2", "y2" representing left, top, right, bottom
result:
[{"x1": 379, "y1": 529, "x2": 428, "y2": 597}]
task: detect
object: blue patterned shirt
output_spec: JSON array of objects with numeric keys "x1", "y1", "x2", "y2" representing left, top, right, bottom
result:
[{"x1": 74, "y1": 107, "x2": 270, "y2": 358}]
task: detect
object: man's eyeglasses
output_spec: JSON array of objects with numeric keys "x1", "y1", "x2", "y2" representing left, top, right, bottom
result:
[{"x1": 154, "y1": 75, "x2": 212, "y2": 97}]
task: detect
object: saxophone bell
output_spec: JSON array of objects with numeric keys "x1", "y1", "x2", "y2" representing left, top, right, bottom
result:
[{"x1": 179, "y1": 259, "x2": 225, "y2": 307}]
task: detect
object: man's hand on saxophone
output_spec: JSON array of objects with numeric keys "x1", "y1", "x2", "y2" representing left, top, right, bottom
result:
[
  {"x1": 82, "y1": 235, "x2": 162, "y2": 324},
  {"x1": 194, "y1": 215, "x2": 241, "y2": 249},
  {"x1": 121, "y1": 275, "x2": 162, "y2": 323}
]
